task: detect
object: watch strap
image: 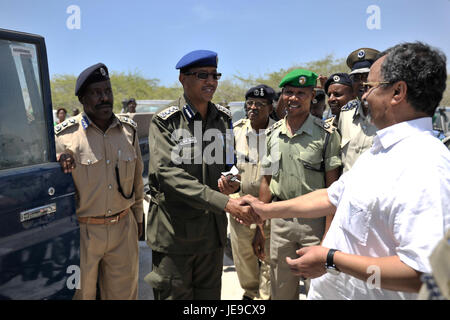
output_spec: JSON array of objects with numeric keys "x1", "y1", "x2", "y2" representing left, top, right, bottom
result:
[{"x1": 326, "y1": 248, "x2": 340, "y2": 269}]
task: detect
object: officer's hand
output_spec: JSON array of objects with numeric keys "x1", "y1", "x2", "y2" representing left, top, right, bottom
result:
[
  {"x1": 225, "y1": 198, "x2": 262, "y2": 226},
  {"x1": 218, "y1": 175, "x2": 240, "y2": 195},
  {"x1": 318, "y1": 75, "x2": 328, "y2": 89},
  {"x1": 252, "y1": 224, "x2": 266, "y2": 261},
  {"x1": 239, "y1": 195, "x2": 268, "y2": 221},
  {"x1": 138, "y1": 222, "x2": 143, "y2": 238},
  {"x1": 57, "y1": 152, "x2": 76, "y2": 174}
]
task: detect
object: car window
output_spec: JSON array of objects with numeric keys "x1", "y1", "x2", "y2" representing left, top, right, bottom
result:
[{"x1": 0, "y1": 40, "x2": 49, "y2": 170}]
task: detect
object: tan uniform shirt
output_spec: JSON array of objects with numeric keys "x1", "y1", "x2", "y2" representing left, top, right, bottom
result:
[
  {"x1": 233, "y1": 118, "x2": 276, "y2": 197},
  {"x1": 338, "y1": 99, "x2": 377, "y2": 173},
  {"x1": 263, "y1": 114, "x2": 341, "y2": 200},
  {"x1": 55, "y1": 113, "x2": 144, "y2": 223}
]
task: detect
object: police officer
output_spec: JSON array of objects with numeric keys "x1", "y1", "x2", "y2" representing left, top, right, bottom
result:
[
  {"x1": 310, "y1": 88, "x2": 326, "y2": 119},
  {"x1": 55, "y1": 63, "x2": 144, "y2": 299},
  {"x1": 229, "y1": 84, "x2": 276, "y2": 300},
  {"x1": 259, "y1": 69, "x2": 341, "y2": 300},
  {"x1": 323, "y1": 73, "x2": 355, "y2": 123},
  {"x1": 145, "y1": 50, "x2": 257, "y2": 300},
  {"x1": 339, "y1": 48, "x2": 380, "y2": 172}
]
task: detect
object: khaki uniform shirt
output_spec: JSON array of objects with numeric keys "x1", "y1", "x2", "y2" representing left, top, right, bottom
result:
[
  {"x1": 54, "y1": 113, "x2": 144, "y2": 223},
  {"x1": 232, "y1": 118, "x2": 276, "y2": 198},
  {"x1": 147, "y1": 96, "x2": 233, "y2": 254},
  {"x1": 262, "y1": 114, "x2": 341, "y2": 200},
  {"x1": 338, "y1": 99, "x2": 377, "y2": 173}
]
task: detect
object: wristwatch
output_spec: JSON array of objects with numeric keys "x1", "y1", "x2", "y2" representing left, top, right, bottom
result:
[{"x1": 325, "y1": 248, "x2": 341, "y2": 275}]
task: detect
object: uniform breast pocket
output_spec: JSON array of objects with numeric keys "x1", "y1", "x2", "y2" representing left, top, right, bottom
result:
[
  {"x1": 340, "y1": 199, "x2": 371, "y2": 246},
  {"x1": 117, "y1": 146, "x2": 137, "y2": 197},
  {"x1": 77, "y1": 151, "x2": 104, "y2": 186},
  {"x1": 297, "y1": 151, "x2": 324, "y2": 189}
]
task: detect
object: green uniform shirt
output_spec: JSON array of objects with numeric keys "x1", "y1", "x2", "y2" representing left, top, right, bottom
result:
[
  {"x1": 262, "y1": 114, "x2": 342, "y2": 200},
  {"x1": 147, "y1": 96, "x2": 233, "y2": 254}
]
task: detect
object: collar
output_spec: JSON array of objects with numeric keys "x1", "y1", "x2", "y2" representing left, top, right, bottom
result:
[
  {"x1": 181, "y1": 94, "x2": 218, "y2": 122},
  {"x1": 372, "y1": 117, "x2": 433, "y2": 152},
  {"x1": 246, "y1": 117, "x2": 276, "y2": 136},
  {"x1": 80, "y1": 112, "x2": 119, "y2": 131},
  {"x1": 280, "y1": 114, "x2": 314, "y2": 137}
]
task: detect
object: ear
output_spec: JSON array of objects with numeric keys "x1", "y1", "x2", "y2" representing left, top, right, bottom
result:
[
  {"x1": 391, "y1": 81, "x2": 407, "y2": 106},
  {"x1": 179, "y1": 73, "x2": 185, "y2": 86}
]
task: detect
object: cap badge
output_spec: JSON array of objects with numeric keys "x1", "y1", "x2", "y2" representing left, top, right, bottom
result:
[
  {"x1": 100, "y1": 67, "x2": 106, "y2": 76},
  {"x1": 333, "y1": 75, "x2": 340, "y2": 82},
  {"x1": 254, "y1": 89, "x2": 260, "y2": 96},
  {"x1": 357, "y1": 50, "x2": 365, "y2": 59},
  {"x1": 299, "y1": 76, "x2": 307, "y2": 85},
  {"x1": 260, "y1": 88, "x2": 265, "y2": 96}
]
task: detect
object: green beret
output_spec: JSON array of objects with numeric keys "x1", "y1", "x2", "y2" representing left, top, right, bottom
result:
[{"x1": 279, "y1": 69, "x2": 318, "y2": 88}]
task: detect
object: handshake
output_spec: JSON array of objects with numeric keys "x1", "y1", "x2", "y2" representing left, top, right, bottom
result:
[{"x1": 224, "y1": 195, "x2": 269, "y2": 226}]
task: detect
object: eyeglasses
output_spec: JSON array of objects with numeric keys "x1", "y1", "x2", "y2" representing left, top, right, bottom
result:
[
  {"x1": 245, "y1": 100, "x2": 271, "y2": 108},
  {"x1": 362, "y1": 81, "x2": 391, "y2": 93},
  {"x1": 184, "y1": 71, "x2": 222, "y2": 80}
]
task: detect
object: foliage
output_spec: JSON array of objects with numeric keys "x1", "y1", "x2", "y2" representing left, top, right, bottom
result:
[{"x1": 50, "y1": 55, "x2": 450, "y2": 113}]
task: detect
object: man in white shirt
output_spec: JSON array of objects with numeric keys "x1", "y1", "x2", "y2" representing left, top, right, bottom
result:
[{"x1": 240, "y1": 42, "x2": 450, "y2": 299}]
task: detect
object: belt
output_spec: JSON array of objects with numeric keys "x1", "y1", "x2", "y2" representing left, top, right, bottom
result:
[{"x1": 77, "y1": 208, "x2": 129, "y2": 225}]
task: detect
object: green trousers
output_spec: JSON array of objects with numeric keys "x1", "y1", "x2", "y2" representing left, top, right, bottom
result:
[{"x1": 145, "y1": 248, "x2": 224, "y2": 300}]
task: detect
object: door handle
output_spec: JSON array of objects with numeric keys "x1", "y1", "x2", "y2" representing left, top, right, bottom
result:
[{"x1": 20, "y1": 203, "x2": 56, "y2": 223}]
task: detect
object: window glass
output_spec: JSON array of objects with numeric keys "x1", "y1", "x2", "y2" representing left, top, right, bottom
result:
[{"x1": 0, "y1": 40, "x2": 49, "y2": 170}]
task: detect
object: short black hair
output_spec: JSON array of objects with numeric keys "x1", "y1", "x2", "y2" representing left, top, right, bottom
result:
[
  {"x1": 57, "y1": 107, "x2": 67, "y2": 115},
  {"x1": 379, "y1": 42, "x2": 447, "y2": 116}
]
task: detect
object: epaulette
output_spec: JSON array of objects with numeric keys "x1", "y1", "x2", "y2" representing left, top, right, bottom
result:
[
  {"x1": 341, "y1": 99, "x2": 359, "y2": 112},
  {"x1": 215, "y1": 104, "x2": 232, "y2": 118},
  {"x1": 233, "y1": 118, "x2": 247, "y2": 127},
  {"x1": 54, "y1": 117, "x2": 79, "y2": 135},
  {"x1": 265, "y1": 119, "x2": 283, "y2": 136},
  {"x1": 118, "y1": 115, "x2": 137, "y2": 129},
  {"x1": 314, "y1": 116, "x2": 336, "y2": 134},
  {"x1": 156, "y1": 106, "x2": 180, "y2": 120}
]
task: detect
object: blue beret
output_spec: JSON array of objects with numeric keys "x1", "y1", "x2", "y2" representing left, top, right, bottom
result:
[
  {"x1": 75, "y1": 63, "x2": 110, "y2": 96},
  {"x1": 176, "y1": 50, "x2": 218, "y2": 72},
  {"x1": 245, "y1": 84, "x2": 276, "y2": 102},
  {"x1": 324, "y1": 73, "x2": 353, "y2": 94}
]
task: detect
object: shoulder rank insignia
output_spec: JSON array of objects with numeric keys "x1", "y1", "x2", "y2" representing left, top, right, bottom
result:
[
  {"x1": 157, "y1": 106, "x2": 180, "y2": 120},
  {"x1": 233, "y1": 118, "x2": 247, "y2": 127},
  {"x1": 314, "y1": 116, "x2": 336, "y2": 134},
  {"x1": 215, "y1": 104, "x2": 232, "y2": 118},
  {"x1": 54, "y1": 117, "x2": 79, "y2": 134},
  {"x1": 341, "y1": 99, "x2": 359, "y2": 112},
  {"x1": 118, "y1": 115, "x2": 137, "y2": 129},
  {"x1": 265, "y1": 119, "x2": 283, "y2": 136}
]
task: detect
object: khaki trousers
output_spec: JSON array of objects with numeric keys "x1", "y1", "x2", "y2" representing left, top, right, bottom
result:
[
  {"x1": 73, "y1": 212, "x2": 139, "y2": 300},
  {"x1": 229, "y1": 217, "x2": 271, "y2": 300},
  {"x1": 270, "y1": 217, "x2": 325, "y2": 300}
]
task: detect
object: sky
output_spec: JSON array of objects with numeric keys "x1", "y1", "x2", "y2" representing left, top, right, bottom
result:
[{"x1": 1, "y1": 0, "x2": 449, "y2": 86}]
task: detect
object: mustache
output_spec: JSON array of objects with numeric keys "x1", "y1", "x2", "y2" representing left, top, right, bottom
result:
[{"x1": 95, "y1": 103, "x2": 113, "y2": 110}]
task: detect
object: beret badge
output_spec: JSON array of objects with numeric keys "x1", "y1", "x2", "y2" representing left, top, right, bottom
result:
[{"x1": 299, "y1": 76, "x2": 307, "y2": 85}]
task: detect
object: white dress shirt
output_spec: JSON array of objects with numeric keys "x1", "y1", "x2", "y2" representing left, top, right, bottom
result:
[{"x1": 308, "y1": 117, "x2": 450, "y2": 300}]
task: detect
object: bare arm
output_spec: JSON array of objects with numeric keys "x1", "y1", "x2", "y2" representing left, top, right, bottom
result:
[
  {"x1": 243, "y1": 188, "x2": 336, "y2": 221},
  {"x1": 287, "y1": 246, "x2": 422, "y2": 293}
]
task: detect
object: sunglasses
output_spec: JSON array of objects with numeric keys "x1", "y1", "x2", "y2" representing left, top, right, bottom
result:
[
  {"x1": 245, "y1": 100, "x2": 271, "y2": 108},
  {"x1": 184, "y1": 71, "x2": 222, "y2": 80}
]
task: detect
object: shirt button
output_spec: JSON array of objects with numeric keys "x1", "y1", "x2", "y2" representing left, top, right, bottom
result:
[
  {"x1": 106, "y1": 160, "x2": 110, "y2": 165},
  {"x1": 107, "y1": 209, "x2": 112, "y2": 214},
  {"x1": 108, "y1": 184, "x2": 112, "y2": 189}
]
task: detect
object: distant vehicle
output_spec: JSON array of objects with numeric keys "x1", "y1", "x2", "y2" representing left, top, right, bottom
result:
[
  {"x1": 227, "y1": 101, "x2": 246, "y2": 123},
  {"x1": 0, "y1": 29, "x2": 79, "y2": 299},
  {"x1": 433, "y1": 106, "x2": 450, "y2": 137},
  {"x1": 135, "y1": 99, "x2": 174, "y2": 113}
]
